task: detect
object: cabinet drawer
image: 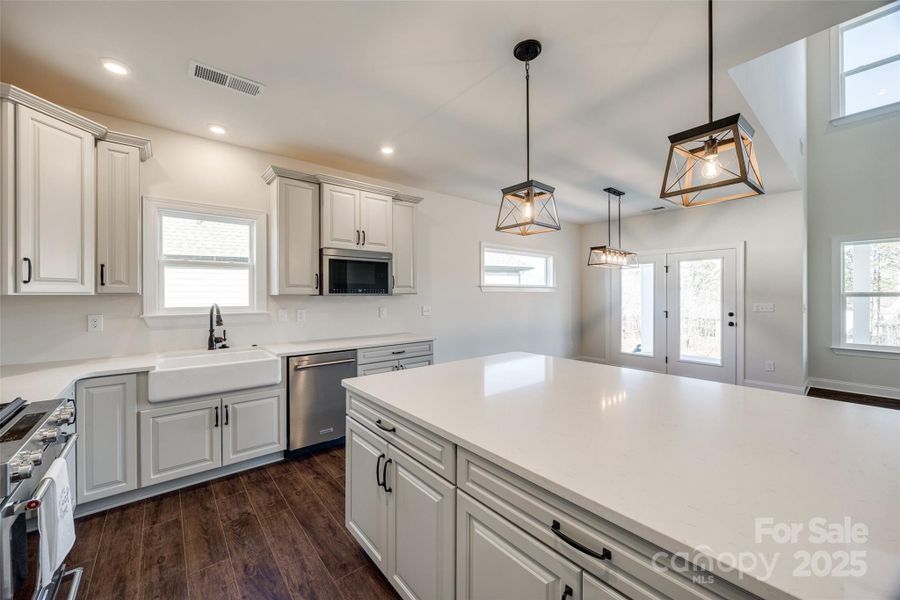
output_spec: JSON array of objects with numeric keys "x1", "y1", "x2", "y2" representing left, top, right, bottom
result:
[
  {"x1": 347, "y1": 392, "x2": 455, "y2": 483},
  {"x1": 457, "y1": 449, "x2": 758, "y2": 600},
  {"x1": 358, "y1": 359, "x2": 398, "y2": 376},
  {"x1": 357, "y1": 341, "x2": 433, "y2": 365}
]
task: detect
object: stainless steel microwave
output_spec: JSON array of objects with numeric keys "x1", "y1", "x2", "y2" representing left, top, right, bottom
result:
[{"x1": 321, "y1": 248, "x2": 393, "y2": 295}]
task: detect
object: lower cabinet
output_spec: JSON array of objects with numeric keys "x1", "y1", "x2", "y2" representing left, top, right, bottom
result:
[
  {"x1": 346, "y1": 416, "x2": 455, "y2": 600},
  {"x1": 584, "y1": 572, "x2": 630, "y2": 600},
  {"x1": 75, "y1": 374, "x2": 138, "y2": 503},
  {"x1": 140, "y1": 387, "x2": 286, "y2": 487},
  {"x1": 457, "y1": 491, "x2": 581, "y2": 600},
  {"x1": 358, "y1": 356, "x2": 433, "y2": 376}
]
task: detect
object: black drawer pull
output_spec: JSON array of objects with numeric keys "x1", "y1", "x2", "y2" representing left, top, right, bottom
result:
[
  {"x1": 391, "y1": 350, "x2": 406, "y2": 355},
  {"x1": 22, "y1": 257, "x2": 32, "y2": 284},
  {"x1": 561, "y1": 584, "x2": 573, "y2": 600},
  {"x1": 214, "y1": 406, "x2": 219, "y2": 428},
  {"x1": 100, "y1": 263, "x2": 106, "y2": 286},
  {"x1": 550, "y1": 520, "x2": 612, "y2": 561},
  {"x1": 376, "y1": 453, "x2": 385, "y2": 487},
  {"x1": 375, "y1": 419, "x2": 396, "y2": 433},
  {"x1": 382, "y1": 458, "x2": 392, "y2": 493}
]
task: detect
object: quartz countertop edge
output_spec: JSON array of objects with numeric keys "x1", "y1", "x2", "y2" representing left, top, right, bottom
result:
[
  {"x1": 341, "y1": 352, "x2": 900, "y2": 600},
  {"x1": 0, "y1": 333, "x2": 434, "y2": 403}
]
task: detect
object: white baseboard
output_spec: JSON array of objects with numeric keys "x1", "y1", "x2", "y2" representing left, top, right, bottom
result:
[
  {"x1": 574, "y1": 355, "x2": 607, "y2": 364},
  {"x1": 743, "y1": 379, "x2": 805, "y2": 395},
  {"x1": 806, "y1": 377, "x2": 900, "y2": 400}
]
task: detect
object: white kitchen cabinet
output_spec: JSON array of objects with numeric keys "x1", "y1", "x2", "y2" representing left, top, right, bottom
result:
[
  {"x1": 140, "y1": 398, "x2": 222, "y2": 486},
  {"x1": 96, "y1": 141, "x2": 140, "y2": 293},
  {"x1": 75, "y1": 374, "x2": 138, "y2": 504},
  {"x1": 457, "y1": 491, "x2": 581, "y2": 600},
  {"x1": 9, "y1": 104, "x2": 95, "y2": 294},
  {"x1": 360, "y1": 191, "x2": 393, "y2": 251},
  {"x1": 386, "y1": 445, "x2": 455, "y2": 600},
  {"x1": 584, "y1": 572, "x2": 630, "y2": 600},
  {"x1": 268, "y1": 175, "x2": 320, "y2": 294},
  {"x1": 346, "y1": 417, "x2": 390, "y2": 573},
  {"x1": 391, "y1": 200, "x2": 416, "y2": 294},
  {"x1": 321, "y1": 183, "x2": 392, "y2": 251},
  {"x1": 358, "y1": 360, "x2": 400, "y2": 376},
  {"x1": 222, "y1": 388, "x2": 286, "y2": 465},
  {"x1": 399, "y1": 356, "x2": 432, "y2": 370}
]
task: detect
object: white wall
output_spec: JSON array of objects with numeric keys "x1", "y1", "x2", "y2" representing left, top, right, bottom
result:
[
  {"x1": 580, "y1": 191, "x2": 806, "y2": 392},
  {"x1": 806, "y1": 30, "x2": 900, "y2": 396},
  {"x1": 0, "y1": 110, "x2": 582, "y2": 365}
]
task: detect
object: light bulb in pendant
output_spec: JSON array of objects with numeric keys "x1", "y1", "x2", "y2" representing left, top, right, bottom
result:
[
  {"x1": 522, "y1": 200, "x2": 533, "y2": 220},
  {"x1": 701, "y1": 139, "x2": 722, "y2": 180}
]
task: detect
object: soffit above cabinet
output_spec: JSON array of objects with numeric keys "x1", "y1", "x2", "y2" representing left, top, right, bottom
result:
[{"x1": 262, "y1": 165, "x2": 423, "y2": 204}]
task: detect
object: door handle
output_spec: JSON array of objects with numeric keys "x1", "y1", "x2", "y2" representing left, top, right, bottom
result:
[
  {"x1": 223, "y1": 405, "x2": 229, "y2": 426},
  {"x1": 550, "y1": 520, "x2": 612, "y2": 561},
  {"x1": 22, "y1": 257, "x2": 32, "y2": 284},
  {"x1": 381, "y1": 458, "x2": 392, "y2": 493},
  {"x1": 375, "y1": 453, "x2": 385, "y2": 488},
  {"x1": 314, "y1": 273, "x2": 319, "y2": 290},
  {"x1": 561, "y1": 585, "x2": 573, "y2": 600},
  {"x1": 292, "y1": 358, "x2": 356, "y2": 370},
  {"x1": 362, "y1": 230, "x2": 366, "y2": 246},
  {"x1": 99, "y1": 263, "x2": 106, "y2": 286},
  {"x1": 214, "y1": 406, "x2": 219, "y2": 428},
  {"x1": 728, "y1": 321, "x2": 736, "y2": 327}
]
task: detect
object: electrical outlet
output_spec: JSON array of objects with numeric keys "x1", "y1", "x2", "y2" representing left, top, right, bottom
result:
[
  {"x1": 277, "y1": 309, "x2": 288, "y2": 322},
  {"x1": 421, "y1": 304, "x2": 432, "y2": 316},
  {"x1": 296, "y1": 309, "x2": 306, "y2": 322},
  {"x1": 753, "y1": 303, "x2": 775, "y2": 313},
  {"x1": 87, "y1": 314, "x2": 104, "y2": 332},
  {"x1": 378, "y1": 306, "x2": 387, "y2": 319},
  {"x1": 765, "y1": 360, "x2": 775, "y2": 372}
]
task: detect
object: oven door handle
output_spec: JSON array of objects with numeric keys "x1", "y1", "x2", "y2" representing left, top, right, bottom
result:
[{"x1": 6, "y1": 433, "x2": 79, "y2": 517}]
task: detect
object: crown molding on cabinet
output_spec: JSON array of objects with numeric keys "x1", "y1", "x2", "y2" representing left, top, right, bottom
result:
[
  {"x1": 0, "y1": 83, "x2": 108, "y2": 138},
  {"x1": 262, "y1": 165, "x2": 424, "y2": 204},
  {"x1": 103, "y1": 130, "x2": 153, "y2": 161}
]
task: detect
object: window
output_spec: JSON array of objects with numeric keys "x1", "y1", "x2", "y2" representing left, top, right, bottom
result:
[
  {"x1": 831, "y1": 2, "x2": 900, "y2": 121},
  {"x1": 143, "y1": 197, "x2": 267, "y2": 318},
  {"x1": 836, "y1": 237, "x2": 900, "y2": 352},
  {"x1": 620, "y1": 263, "x2": 654, "y2": 356},
  {"x1": 480, "y1": 243, "x2": 554, "y2": 290}
]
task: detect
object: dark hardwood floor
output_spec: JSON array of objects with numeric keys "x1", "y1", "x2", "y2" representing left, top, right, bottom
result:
[
  {"x1": 19, "y1": 444, "x2": 399, "y2": 600},
  {"x1": 807, "y1": 387, "x2": 899, "y2": 410}
]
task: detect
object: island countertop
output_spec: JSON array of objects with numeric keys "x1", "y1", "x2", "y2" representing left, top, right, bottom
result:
[{"x1": 342, "y1": 352, "x2": 900, "y2": 600}]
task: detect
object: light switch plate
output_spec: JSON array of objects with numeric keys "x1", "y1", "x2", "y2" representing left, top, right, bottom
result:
[
  {"x1": 378, "y1": 306, "x2": 387, "y2": 319},
  {"x1": 87, "y1": 314, "x2": 104, "y2": 332},
  {"x1": 296, "y1": 309, "x2": 306, "y2": 322},
  {"x1": 765, "y1": 360, "x2": 775, "y2": 372},
  {"x1": 277, "y1": 309, "x2": 288, "y2": 322},
  {"x1": 422, "y1": 305, "x2": 432, "y2": 316},
  {"x1": 753, "y1": 303, "x2": 775, "y2": 313}
]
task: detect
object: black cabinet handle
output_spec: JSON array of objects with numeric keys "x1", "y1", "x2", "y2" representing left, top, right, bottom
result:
[
  {"x1": 391, "y1": 350, "x2": 406, "y2": 355},
  {"x1": 382, "y1": 458, "x2": 392, "y2": 493},
  {"x1": 375, "y1": 453, "x2": 385, "y2": 487},
  {"x1": 314, "y1": 273, "x2": 319, "y2": 290},
  {"x1": 728, "y1": 321, "x2": 735, "y2": 327},
  {"x1": 362, "y1": 230, "x2": 366, "y2": 246},
  {"x1": 550, "y1": 520, "x2": 611, "y2": 561},
  {"x1": 375, "y1": 419, "x2": 396, "y2": 433},
  {"x1": 22, "y1": 258, "x2": 32, "y2": 284},
  {"x1": 728, "y1": 311, "x2": 734, "y2": 317},
  {"x1": 224, "y1": 405, "x2": 229, "y2": 426},
  {"x1": 214, "y1": 406, "x2": 219, "y2": 428},
  {"x1": 100, "y1": 263, "x2": 106, "y2": 286},
  {"x1": 561, "y1": 585, "x2": 573, "y2": 600},
  {"x1": 356, "y1": 230, "x2": 360, "y2": 245}
]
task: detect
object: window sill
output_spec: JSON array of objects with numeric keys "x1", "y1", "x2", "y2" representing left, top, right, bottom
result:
[
  {"x1": 831, "y1": 100, "x2": 900, "y2": 126},
  {"x1": 830, "y1": 345, "x2": 900, "y2": 359},
  {"x1": 479, "y1": 285, "x2": 556, "y2": 293},
  {"x1": 141, "y1": 311, "x2": 270, "y2": 328}
]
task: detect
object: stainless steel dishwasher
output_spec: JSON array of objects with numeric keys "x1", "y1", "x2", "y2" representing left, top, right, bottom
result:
[{"x1": 288, "y1": 350, "x2": 357, "y2": 451}]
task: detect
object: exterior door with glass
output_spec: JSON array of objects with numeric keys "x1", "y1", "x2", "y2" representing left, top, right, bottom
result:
[{"x1": 666, "y1": 249, "x2": 737, "y2": 383}]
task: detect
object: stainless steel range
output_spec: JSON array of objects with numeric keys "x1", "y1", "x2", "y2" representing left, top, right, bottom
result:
[{"x1": 0, "y1": 397, "x2": 79, "y2": 600}]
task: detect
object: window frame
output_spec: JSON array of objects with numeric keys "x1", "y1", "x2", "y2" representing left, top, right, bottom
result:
[
  {"x1": 829, "y1": 1, "x2": 900, "y2": 124},
  {"x1": 142, "y1": 196, "x2": 268, "y2": 321},
  {"x1": 831, "y1": 233, "x2": 900, "y2": 357},
  {"x1": 479, "y1": 242, "x2": 556, "y2": 292}
]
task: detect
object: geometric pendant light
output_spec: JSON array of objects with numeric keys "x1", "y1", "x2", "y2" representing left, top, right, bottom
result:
[
  {"x1": 496, "y1": 39, "x2": 562, "y2": 235},
  {"x1": 660, "y1": 0, "x2": 764, "y2": 207},
  {"x1": 587, "y1": 187, "x2": 637, "y2": 268}
]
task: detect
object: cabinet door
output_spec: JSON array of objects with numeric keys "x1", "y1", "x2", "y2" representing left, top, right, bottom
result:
[
  {"x1": 359, "y1": 191, "x2": 392, "y2": 251},
  {"x1": 584, "y1": 572, "x2": 630, "y2": 600},
  {"x1": 387, "y1": 445, "x2": 455, "y2": 600},
  {"x1": 457, "y1": 492, "x2": 581, "y2": 600},
  {"x1": 392, "y1": 201, "x2": 416, "y2": 294},
  {"x1": 222, "y1": 388, "x2": 286, "y2": 465},
  {"x1": 358, "y1": 360, "x2": 399, "y2": 376},
  {"x1": 321, "y1": 184, "x2": 360, "y2": 250},
  {"x1": 75, "y1": 374, "x2": 137, "y2": 503},
  {"x1": 96, "y1": 141, "x2": 140, "y2": 294},
  {"x1": 399, "y1": 356, "x2": 431, "y2": 371},
  {"x1": 346, "y1": 417, "x2": 389, "y2": 574},
  {"x1": 270, "y1": 177, "x2": 320, "y2": 295},
  {"x1": 140, "y1": 398, "x2": 222, "y2": 486},
  {"x1": 16, "y1": 105, "x2": 95, "y2": 293}
]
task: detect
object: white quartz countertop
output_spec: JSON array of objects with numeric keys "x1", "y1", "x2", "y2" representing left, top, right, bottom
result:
[
  {"x1": 342, "y1": 352, "x2": 900, "y2": 600},
  {"x1": 0, "y1": 333, "x2": 433, "y2": 403}
]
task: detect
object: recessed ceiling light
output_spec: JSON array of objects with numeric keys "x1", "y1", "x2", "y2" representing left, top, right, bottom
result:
[
  {"x1": 380, "y1": 146, "x2": 394, "y2": 155},
  {"x1": 209, "y1": 124, "x2": 227, "y2": 135},
  {"x1": 101, "y1": 59, "x2": 130, "y2": 76}
]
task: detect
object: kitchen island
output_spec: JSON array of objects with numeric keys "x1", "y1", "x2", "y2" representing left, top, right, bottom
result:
[{"x1": 342, "y1": 352, "x2": 899, "y2": 600}]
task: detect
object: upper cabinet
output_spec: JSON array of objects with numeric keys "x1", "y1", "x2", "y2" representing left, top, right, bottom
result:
[
  {"x1": 322, "y1": 182, "x2": 392, "y2": 251},
  {"x1": 392, "y1": 200, "x2": 416, "y2": 294},
  {"x1": 265, "y1": 169, "x2": 321, "y2": 295},
  {"x1": 1, "y1": 84, "x2": 151, "y2": 296},
  {"x1": 96, "y1": 140, "x2": 141, "y2": 293}
]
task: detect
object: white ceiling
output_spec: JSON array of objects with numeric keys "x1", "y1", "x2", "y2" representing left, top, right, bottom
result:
[{"x1": 0, "y1": 1, "x2": 879, "y2": 222}]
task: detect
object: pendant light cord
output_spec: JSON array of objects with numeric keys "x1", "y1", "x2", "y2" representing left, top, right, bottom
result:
[
  {"x1": 607, "y1": 190, "x2": 611, "y2": 246},
  {"x1": 525, "y1": 61, "x2": 530, "y2": 180},
  {"x1": 708, "y1": 0, "x2": 713, "y2": 123},
  {"x1": 618, "y1": 193, "x2": 622, "y2": 248}
]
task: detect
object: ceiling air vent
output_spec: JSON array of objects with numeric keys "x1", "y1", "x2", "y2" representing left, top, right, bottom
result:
[{"x1": 189, "y1": 61, "x2": 264, "y2": 97}]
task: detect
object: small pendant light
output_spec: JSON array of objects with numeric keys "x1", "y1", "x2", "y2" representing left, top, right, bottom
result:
[
  {"x1": 496, "y1": 39, "x2": 561, "y2": 236},
  {"x1": 660, "y1": 0, "x2": 764, "y2": 207},
  {"x1": 587, "y1": 187, "x2": 637, "y2": 268}
]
